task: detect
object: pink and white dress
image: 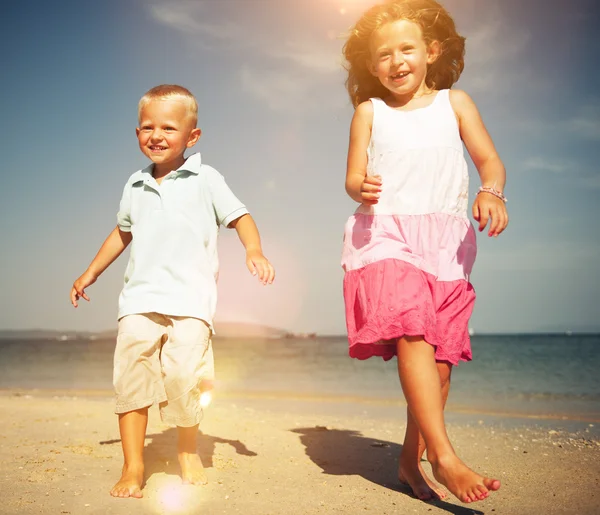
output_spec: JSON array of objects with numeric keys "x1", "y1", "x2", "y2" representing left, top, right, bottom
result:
[{"x1": 342, "y1": 90, "x2": 477, "y2": 365}]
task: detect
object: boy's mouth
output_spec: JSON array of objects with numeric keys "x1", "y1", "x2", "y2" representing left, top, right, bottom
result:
[{"x1": 149, "y1": 145, "x2": 167, "y2": 152}]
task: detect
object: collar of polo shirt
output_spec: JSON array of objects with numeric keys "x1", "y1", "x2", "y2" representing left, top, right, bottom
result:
[{"x1": 133, "y1": 152, "x2": 203, "y2": 186}]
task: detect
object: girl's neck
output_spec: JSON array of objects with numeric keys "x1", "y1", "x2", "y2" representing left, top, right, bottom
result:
[{"x1": 387, "y1": 84, "x2": 436, "y2": 108}]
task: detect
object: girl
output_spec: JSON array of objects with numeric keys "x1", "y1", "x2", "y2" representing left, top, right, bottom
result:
[{"x1": 341, "y1": 0, "x2": 508, "y2": 504}]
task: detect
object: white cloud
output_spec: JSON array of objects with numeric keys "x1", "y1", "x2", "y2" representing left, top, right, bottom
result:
[
  {"x1": 265, "y1": 39, "x2": 342, "y2": 75},
  {"x1": 240, "y1": 65, "x2": 345, "y2": 114},
  {"x1": 478, "y1": 240, "x2": 600, "y2": 272},
  {"x1": 580, "y1": 170, "x2": 600, "y2": 189},
  {"x1": 521, "y1": 156, "x2": 600, "y2": 189},
  {"x1": 466, "y1": 22, "x2": 530, "y2": 67},
  {"x1": 522, "y1": 157, "x2": 569, "y2": 174},
  {"x1": 457, "y1": 4, "x2": 532, "y2": 93},
  {"x1": 144, "y1": 1, "x2": 343, "y2": 75},
  {"x1": 144, "y1": 0, "x2": 345, "y2": 112},
  {"x1": 240, "y1": 66, "x2": 308, "y2": 112},
  {"x1": 566, "y1": 103, "x2": 600, "y2": 141}
]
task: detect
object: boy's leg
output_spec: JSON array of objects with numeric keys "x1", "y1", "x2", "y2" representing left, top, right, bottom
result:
[
  {"x1": 112, "y1": 314, "x2": 167, "y2": 498},
  {"x1": 160, "y1": 317, "x2": 214, "y2": 484},
  {"x1": 399, "y1": 362, "x2": 452, "y2": 500},
  {"x1": 177, "y1": 424, "x2": 207, "y2": 485},
  {"x1": 111, "y1": 408, "x2": 148, "y2": 498},
  {"x1": 396, "y1": 336, "x2": 500, "y2": 503}
]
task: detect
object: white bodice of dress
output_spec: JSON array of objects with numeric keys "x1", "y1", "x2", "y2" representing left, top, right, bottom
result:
[{"x1": 358, "y1": 90, "x2": 469, "y2": 218}]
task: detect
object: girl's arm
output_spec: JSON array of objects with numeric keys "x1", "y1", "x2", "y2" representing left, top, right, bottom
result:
[
  {"x1": 450, "y1": 90, "x2": 509, "y2": 237},
  {"x1": 345, "y1": 101, "x2": 381, "y2": 205},
  {"x1": 71, "y1": 226, "x2": 132, "y2": 307}
]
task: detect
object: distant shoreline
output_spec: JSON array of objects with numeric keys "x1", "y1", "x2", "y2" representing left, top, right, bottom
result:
[{"x1": 1, "y1": 330, "x2": 599, "y2": 341}]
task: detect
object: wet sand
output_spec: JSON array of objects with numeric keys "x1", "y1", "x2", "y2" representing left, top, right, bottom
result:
[{"x1": 1, "y1": 390, "x2": 599, "y2": 515}]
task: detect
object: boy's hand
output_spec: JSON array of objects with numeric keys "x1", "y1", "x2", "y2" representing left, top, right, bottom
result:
[
  {"x1": 70, "y1": 271, "x2": 97, "y2": 307},
  {"x1": 472, "y1": 193, "x2": 509, "y2": 237},
  {"x1": 246, "y1": 250, "x2": 275, "y2": 285},
  {"x1": 361, "y1": 175, "x2": 382, "y2": 205}
]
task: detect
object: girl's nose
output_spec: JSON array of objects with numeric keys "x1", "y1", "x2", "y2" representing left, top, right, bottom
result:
[{"x1": 391, "y1": 51, "x2": 404, "y2": 66}]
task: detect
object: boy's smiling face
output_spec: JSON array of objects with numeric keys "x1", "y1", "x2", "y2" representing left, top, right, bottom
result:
[{"x1": 136, "y1": 98, "x2": 201, "y2": 173}]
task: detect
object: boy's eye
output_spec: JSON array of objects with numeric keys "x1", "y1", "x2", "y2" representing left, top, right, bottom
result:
[
  {"x1": 402, "y1": 46, "x2": 414, "y2": 52},
  {"x1": 165, "y1": 127, "x2": 176, "y2": 131}
]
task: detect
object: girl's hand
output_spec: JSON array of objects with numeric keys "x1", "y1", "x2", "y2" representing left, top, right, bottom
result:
[
  {"x1": 472, "y1": 192, "x2": 509, "y2": 237},
  {"x1": 246, "y1": 250, "x2": 275, "y2": 285},
  {"x1": 361, "y1": 175, "x2": 382, "y2": 205}
]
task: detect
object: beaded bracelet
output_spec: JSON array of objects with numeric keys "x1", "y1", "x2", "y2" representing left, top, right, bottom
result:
[{"x1": 477, "y1": 186, "x2": 507, "y2": 203}]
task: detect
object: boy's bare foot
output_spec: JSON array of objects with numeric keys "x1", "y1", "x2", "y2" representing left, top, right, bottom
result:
[
  {"x1": 110, "y1": 463, "x2": 144, "y2": 498},
  {"x1": 399, "y1": 459, "x2": 447, "y2": 500},
  {"x1": 178, "y1": 452, "x2": 207, "y2": 485},
  {"x1": 431, "y1": 454, "x2": 500, "y2": 503}
]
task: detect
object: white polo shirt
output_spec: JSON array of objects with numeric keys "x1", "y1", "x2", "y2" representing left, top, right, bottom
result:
[{"x1": 116, "y1": 153, "x2": 248, "y2": 329}]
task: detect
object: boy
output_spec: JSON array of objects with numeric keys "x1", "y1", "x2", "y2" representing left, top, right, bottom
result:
[{"x1": 70, "y1": 84, "x2": 275, "y2": 498}]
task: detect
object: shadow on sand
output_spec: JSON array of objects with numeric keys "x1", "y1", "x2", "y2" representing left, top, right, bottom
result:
[
  {"x1": 99, "y1": 429, "x2": 257, "y2": 482},
  {"x1": 291, "y1": 426, "x2": 484, "y2": 515}
]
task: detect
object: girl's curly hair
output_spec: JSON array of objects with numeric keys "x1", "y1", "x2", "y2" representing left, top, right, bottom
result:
[{"x1": 343, "y1": 0, "x2": 465, "y2": 107}]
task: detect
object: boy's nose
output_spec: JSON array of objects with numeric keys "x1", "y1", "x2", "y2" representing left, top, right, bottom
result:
[{"x1": 150, "y1": 131, "x2": 163, "y2": 142}]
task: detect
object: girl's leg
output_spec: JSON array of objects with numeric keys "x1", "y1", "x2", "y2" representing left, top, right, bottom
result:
[
  {"x1": 177, "y1": 424, "x2": 208, "y2": 485},
  {"x1": 397, "y1": 336, "x2": 500, "y2": 503},
  {"x1": 111, "y1": 408, "x2": 148, "y2": 498},
  {"x1": 399, "y1": 362, "x2": 452, "y2": 500}
]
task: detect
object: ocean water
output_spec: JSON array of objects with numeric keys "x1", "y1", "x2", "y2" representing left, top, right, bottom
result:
[{"x1": 0, "y1": 334, "x2": 598, "y2": 424}]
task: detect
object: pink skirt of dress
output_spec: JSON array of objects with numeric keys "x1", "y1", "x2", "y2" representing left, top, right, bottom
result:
[
  {"x1": 342, "y1": 213, "x2": 477, "y2": 365},
  {"x1": 343, "y1": 258, "x2": 474, "y2": 364}
]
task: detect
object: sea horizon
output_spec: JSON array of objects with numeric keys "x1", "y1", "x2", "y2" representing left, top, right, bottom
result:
[{"x1": 1, "y1": 325, "x2": 599, "y2": 340}]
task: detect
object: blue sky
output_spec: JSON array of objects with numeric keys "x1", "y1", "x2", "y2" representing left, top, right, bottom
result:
[{"x1": 1, "y1": 0, "x2": 598, "y2": 334}]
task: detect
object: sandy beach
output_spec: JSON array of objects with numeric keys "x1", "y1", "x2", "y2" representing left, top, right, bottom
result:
[{"x1": 1, "y1": 390, "x2": 598, "y2": 515}]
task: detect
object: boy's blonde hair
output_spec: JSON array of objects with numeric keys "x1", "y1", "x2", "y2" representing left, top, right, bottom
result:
[
  {"x1": 343, "y1": 0, "x2": 466, "y2": 107},
  {"x1": 138, "y1": 84, "x2": 198, "y2": 126}
]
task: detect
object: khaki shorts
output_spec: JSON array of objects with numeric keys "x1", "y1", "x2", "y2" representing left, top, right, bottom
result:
[{"x1": 113, "y1": 313, "x2": 214, "y2": 427}]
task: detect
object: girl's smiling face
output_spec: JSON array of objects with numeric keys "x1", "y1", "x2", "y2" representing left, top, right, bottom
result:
[{"x1": 368, "y1": 19, "x2": 439, "y2": 99}]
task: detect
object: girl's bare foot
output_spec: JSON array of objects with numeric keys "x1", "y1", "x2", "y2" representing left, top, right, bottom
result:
[
  {"x1": 110, "y1": 463, "x2": 144, "y2": 498},
  {"x1": 178, "y1": 452, "x2": 207, "y2": 485},
  {"x1": 399, "y1": 458, "x2": 447, "y2": 500},
  {"x1": 431, "y1": 454, "x2": 500, "y2": 503}
]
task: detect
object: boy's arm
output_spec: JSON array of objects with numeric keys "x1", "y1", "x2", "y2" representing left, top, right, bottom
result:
[
  {"x1": 450, "y1": 89, "x2": 509, "y2": 237},
  {"x1": 229, "y1": 214, "x2": 275, "y2": 285},
  {"x1": 70, "y1": 226, "x2": 132, "y2": 307}
]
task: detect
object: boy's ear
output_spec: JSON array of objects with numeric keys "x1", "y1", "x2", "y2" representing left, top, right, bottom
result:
[
  {"x1": 135, "y1": 127, "x2": 141, "y2": 137},
  {"x1": 187, "y1": 127, "x2": 202, "y2": 147},
  {"x1": 427, "y1": 40, "x2": 441, "y2": 64}
]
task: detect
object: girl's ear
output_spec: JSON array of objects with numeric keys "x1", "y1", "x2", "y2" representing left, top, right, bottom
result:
[
  {"x1": 366, "y1": 58, "x2": 378, "y2": 77},
  {"x1": 427, "y1": 40, "x2": 441, "y2": 64}
]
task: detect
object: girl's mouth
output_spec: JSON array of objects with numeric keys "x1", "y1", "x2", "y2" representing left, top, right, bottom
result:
[{"x1": 391, "y1": 71, "x2": 409, "y2": 81}]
